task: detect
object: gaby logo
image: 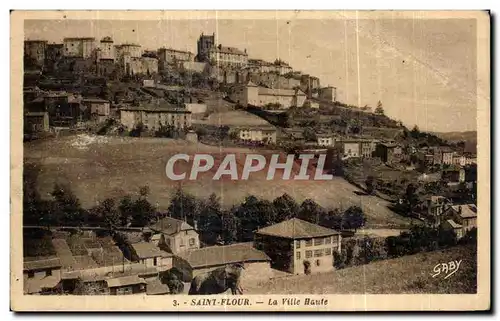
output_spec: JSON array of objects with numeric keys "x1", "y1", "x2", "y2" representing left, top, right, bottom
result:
[{"x1": 165, "y1": 153, "x2": 334, "y2": 181}]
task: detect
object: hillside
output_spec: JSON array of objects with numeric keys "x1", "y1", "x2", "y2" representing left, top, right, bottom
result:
[
  {"x1": 24, "y1": 135, "x2": 414, "y2": 228},
  {"x1": 246, "y1": 244, "x2": 477, "y2": 294}
]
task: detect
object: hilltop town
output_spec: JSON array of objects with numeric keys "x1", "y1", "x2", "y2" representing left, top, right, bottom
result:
[{"x1": 23, "y1": 33, "x2": 478, "y2": 296}]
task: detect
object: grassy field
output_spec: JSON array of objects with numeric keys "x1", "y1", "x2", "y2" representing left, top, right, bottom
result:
[
  {"x1": 24, "y1": 134, "x2": 413, "y2": 227},
  {"x1": 246, "y1": 245, "x2": 477, "y2": 294}
]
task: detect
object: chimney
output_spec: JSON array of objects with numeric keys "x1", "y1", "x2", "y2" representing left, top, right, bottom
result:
[
  {"x1": 458, "y1": 206, "x2": 462, "y2": 214},
  {"x1": 244, "y1": 48, "x2": 247, "y2": 54},
  {"x1": 193, "y1": 220, "x2": 198, "y2": 231}
]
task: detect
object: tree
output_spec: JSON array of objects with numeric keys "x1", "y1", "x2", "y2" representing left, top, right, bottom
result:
[
  {"x1": 365, "y1": 175, "x2": 376, "y2": 195},
  {"x1": 343, "y1": 206, "x2": 366, "y2": 232},
  {"x1": 131, "y1": 187, "x2": 156, "y2": 227},
  {"x1": 404, "y1": 183, "x2": 420, "y2": 218},
  {"x1": 298, "y1": 199, "x2": 325, "y2": 224},
  {"x1": 118, "y1": 195, "x2": 134, "y2": 227},
  {"x1": 233, "y1": 195, "x2": 277, "y2": 241},
  {"x1": 410, "y1": 125, "x2": 420, "y2": 139},
  {"x1": 374, "y1": 100, "x2": 385, "y2": 115},
  {"x1": 273, "y1": 194, "x2": 299, "y2": 222},
  {"x1": 197, "y1": 193, "x2": 223, "y2": 245},
  {"x1": 167, "y1": 187, "x2": 198, "y2": 225},
  {"x1": 220, "y1": 210, "x2": 240, "y2": 245},
  {"x1": 92, "y1": 198, "x2": 120, "y2": 228},
  {"x1": 50, "y1": 183, "x2": 85, "y2": 226}
]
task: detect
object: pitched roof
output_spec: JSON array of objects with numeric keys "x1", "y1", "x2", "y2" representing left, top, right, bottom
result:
[
  {"x1": 179, "y1": 243, "x2": 270, "y2": 269},
  {"x1": 452, "y1": 204, "x2": 478, "y2": 218},
  {"x1": 256, "y1": 218, "x2": 340, "y2": 239},
  {"x1": 258, "y1": 87, "x2": 306, "y2": 97},
  {"x1": 446, "y1": 219, "x2": 462, "y2": 229},
  {"x1": 149, "y1": 217, "x2": 194, "y2": 235},
  {"x1": 24, "y1": 257, "x2": 62, "y2": 271},
  {"x1": 24, "y1": 276, "x2": 60, "y2": 294},
  {"x1": 210, "y1": 45, "x2": 247, "y2": 56},
  {"x1": 131, "y1": 242, "x2": 172, "y2": 259},
  {"x1": 106, "y1": 275, "x2": 146, "y2": 288}
]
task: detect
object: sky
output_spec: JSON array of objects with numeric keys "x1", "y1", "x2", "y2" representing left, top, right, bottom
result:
[{"x1": 24, "y1": 17, "x2": 477, "y2": 132}]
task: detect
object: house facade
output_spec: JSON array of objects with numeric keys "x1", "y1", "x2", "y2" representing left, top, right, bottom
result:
[
  {"x1": 129, "y1": 242, "x2": 173, "y2": 271},
  {"x1": 208, "y1": 44, "x2": 248, "y2": 68},
  {"x1": 229, "y1": 82, "x2": 306, "y2": 109},
  {"x1": 119, "y1": 104, "x2": 192, "y2": 131},
  {"x1": 106, "y1": 275, "x2": 147, "y2": 295},
  {"x1": 23, "y1": 257, "x2": 62, "y2": 294},
  {"x1": 375, "y1": 143, "x2": 403, "y2": 163},
  {"x1": 158, "y1": 48, "x2": 194, "y2": 70},
  {"x1": 317, "y1": 134, "x2": 336, "y2": 147},
  {"x1": 318, "y1": 86, "x2": 337, "y2": 102},
  {"x1": 24, "y1": 111, "x2": 50, "y2": 133},
  {"x1": 149, "y1": 217, "x2": 200, "y2": 255},
  {"x1": 236, "y1": 126, "x2": 277, "y2": 144},
  {"x1": 441, "y1": 204, "x2": 478, "y2": 239},
  {"x1": 82, "y1": 98, "x2": 110, "y2": 124},
  {"x1": 254, "y1": 218, "x2": 341, "y2": 275},
  {"x1": 24, "y1": 40, "x2": 47, "y2": 66},
  {"x1": 63, "y1": 37, "x2": 96, "y2": 58}
]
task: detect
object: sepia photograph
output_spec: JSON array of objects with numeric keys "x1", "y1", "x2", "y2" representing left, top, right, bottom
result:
[{"x1": 10, "y1": 10, "x2": 490, "y2": 311}]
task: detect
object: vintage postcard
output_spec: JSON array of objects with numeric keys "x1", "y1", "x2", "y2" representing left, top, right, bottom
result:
[{"x1": 10, "y1": 10, "x2": 490, "y2": 311}]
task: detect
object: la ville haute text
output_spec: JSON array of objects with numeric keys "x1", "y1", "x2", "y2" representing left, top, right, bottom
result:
[{"x1": 189, "y1": 297, "x2": 329, "y2": 307}]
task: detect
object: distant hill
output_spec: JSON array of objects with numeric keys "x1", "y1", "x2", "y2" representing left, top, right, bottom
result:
[
  {"x1": 432, "y1": 131, "x2": 477, "y2": 143},
  {"x1": 432, "y1": 131, "x2": 477, "y2": 154}
]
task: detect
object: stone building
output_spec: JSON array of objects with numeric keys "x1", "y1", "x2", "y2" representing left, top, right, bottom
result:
[
  {"x1": 318, "y1": 86, "x2": 337, "y2": 102},
  {"x1": 24, "y1": 111, "x2": 50, "y2": 133},
  {"x1": 63, "y1": 37, "x2": 96, "y2": 58},
  {"x1": 81, "y1": 98, "x2": 111, "y2": 124},
  {"x1": 148, "y1": 217, "x2": 200, "y2": 255},
  {"x1": 115, "y1": 43, "x2": 143, "y2": 59},
  {"x1": 128, "y1": 242, "x2": 173, "y2": 270},
  {"x1": 247, "y1": 59, "x2": 293, "y2": 75},
  {"x1": 23, "y1": 257, "x2": 62, "y2": 294},
  {"x1": 254, "y1": 218, "x2": 341, "y2": 275},
  {"x1": 196, "y1": 32, "x2": 216, "y2": 62},
  {"x1": 228, "y1": 81, "x2": 307, "y2": 109},
  {"x1": 375, "y1": 142, "x2": 403, "y2": 163},
  {"x1": 45, "y1": 43, "x2": 64, "y2": 64},
  {"x1": 173, "y1": 243, "x2": 273, "y2": 283},
  {"x1": 235, "y1": 125, "x2": 277, "y2": 144},
  {"x1": 208, "y1": 44, "x2": 248, "y2": 68},
  {"x1": 123, "y1": 55, "x2": 158, "y2": 76},
  {"x1": 24, "y1": 40, "x2": 47, "y2": 66},
  {"x1": 98, "y1": 36, "x2": 115, "y2": 61},
  {"x1": 441, "y1": 204, "x2": 478, "y2": 239},
  {"x1": 158, "y1": 48, "x2": 194, "y2": 70},
  {"x1": 119, "y1": 103, "x2": 192, "y2": 131}
]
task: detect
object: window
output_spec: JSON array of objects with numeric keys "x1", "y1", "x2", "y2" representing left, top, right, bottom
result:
[
  {"x1": 314, "y1": 249, "x2": 323, "y2": 257},
  {"x1": 314, "y1": 238, "x2": 324, "y2": 246},
  {"x1": 27, "y1": 271, "x2": 34, "y2": 279},
  {"x1": 189, "y1": 238, "x2": 195, "y2": 246},
  {"x1": 180, "y1": 238, "x2": 185, "y2": 247},
  {"x1": 153, "y1": 257, "x2": 158, "y2": 266},
  {"x1": 46, "y1": 269, "x2": 52, "y2": 277},
  {"x1": 305, "y1": 250, "x2": 312, "y2": 259},
  {"x1": 324, "y1": 248, "x2": 332, "y2": 256},
  {"x1": 305, "y1": 239, "x2": 312, "y2": 247},
  {"x1": 296, "y1": 251, "x2": 301, "y2": 260},
  {"x1": 325, "y1": 236, "x2": 332, "y2": 244}
]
